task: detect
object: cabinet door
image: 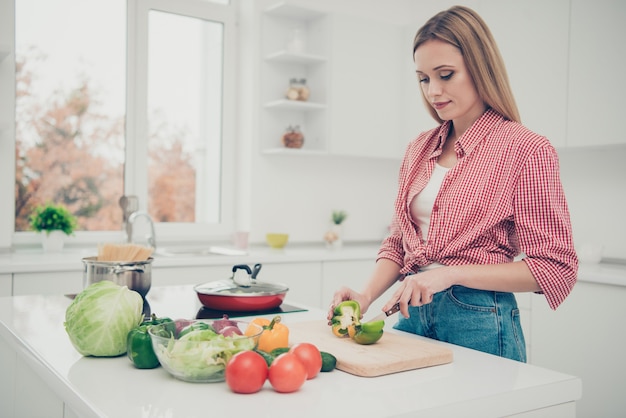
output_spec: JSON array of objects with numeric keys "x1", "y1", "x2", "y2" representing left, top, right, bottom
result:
[
  {"x1": 258, "y1": 262, "x2": 322, "y2": 309},
  {"x1": 13, "y1": 271, "x2": 83, "y2": 296},
  {"x1": 0, "y1": 273, "x2": 11, "y2": 296},
  {"x1": 321, "y1": 260, "x2": 397, "y2": 319},
  {"x1": 328, "y1": 14, "x2": 405, "y2": 159},
  {"x1": 531, "y1": 281, "x2": 626, "y2": 417},
  {"x1": 478, "y1": 0, "x2": 570, "y2": 148},
  {"x1": 152, "y1": 265, "x2": 230, "y2": 287},
  {"x1": 567, "y1": 0, "x2": 626, "y2": 147},
  {"x1": 514, "y1": 292, "x2": 532, "y2": 362}
]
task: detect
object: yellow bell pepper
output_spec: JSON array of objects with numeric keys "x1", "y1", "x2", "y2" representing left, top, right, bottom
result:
[{"x1": 245, "y1": 315, "x2": 289, "y2": 353}]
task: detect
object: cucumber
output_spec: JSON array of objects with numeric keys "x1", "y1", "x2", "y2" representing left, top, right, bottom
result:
[
  {"x1": 269, "y1": 347, "x2": 290, "y2": 357},
  {"x1": 320, "y1": 351, "x2": 337, "y2": 372}
]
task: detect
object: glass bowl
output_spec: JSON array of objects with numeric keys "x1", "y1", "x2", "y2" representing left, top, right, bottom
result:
[{"x1": 148, "y1": 319, "x2": 263, "y2": 383}]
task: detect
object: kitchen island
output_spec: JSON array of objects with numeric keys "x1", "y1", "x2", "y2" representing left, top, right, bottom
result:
[{"x1": 0, "y1": 285, "x2": 581, "y2": 418}]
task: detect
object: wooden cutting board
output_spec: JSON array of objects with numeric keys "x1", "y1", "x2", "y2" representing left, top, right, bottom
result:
[{"x1": 288, "y1": 320, "x2": 453, "y2": 377}]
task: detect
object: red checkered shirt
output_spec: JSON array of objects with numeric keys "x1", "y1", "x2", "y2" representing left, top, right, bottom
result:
[{"x1": 377, "y1": 109, "x2": 578, "y2": 309}]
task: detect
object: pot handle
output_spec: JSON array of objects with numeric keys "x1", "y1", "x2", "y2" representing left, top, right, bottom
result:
[{"x1": 113, "y1": 265, "x2": 145, "y2": 274}]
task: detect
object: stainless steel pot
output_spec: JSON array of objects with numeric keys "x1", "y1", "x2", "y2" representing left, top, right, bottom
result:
[{"x1": 82, "y1": 256, "x2": 153, "y2": 297}]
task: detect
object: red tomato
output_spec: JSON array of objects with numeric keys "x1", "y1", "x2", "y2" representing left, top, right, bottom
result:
[
  {"x1": 290, "y1": 343, "x2": 322, "y2": 380},
  {"x1": 268, "y1": 352, "x2": 307, "y2": 393},
  {"x1": 225, "y1": 351, "x2": 268, "y2": 394}
]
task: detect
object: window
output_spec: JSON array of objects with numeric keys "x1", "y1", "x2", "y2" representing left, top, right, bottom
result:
[{"x1": 4, "y1": 0, "x2": 237, "y2": 248}]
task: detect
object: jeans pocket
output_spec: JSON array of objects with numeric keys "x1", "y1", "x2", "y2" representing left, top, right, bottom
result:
[{"x1": 446, "y1": 285, "x2": 496, "y2": 313}]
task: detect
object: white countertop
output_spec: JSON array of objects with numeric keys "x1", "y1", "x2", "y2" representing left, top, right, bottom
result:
[
  {"x1": 1, "y1": 243, "x2": 625, "y2": 287},
  {"x1": 0, "y1": 285, "x2": 581, "y2": 418}
]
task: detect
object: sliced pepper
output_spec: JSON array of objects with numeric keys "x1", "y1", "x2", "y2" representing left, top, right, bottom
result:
[
  {"x1": 330, "y1": 300, "x2": 361, "y2": 338},
  {"x1": 245, "y1": 315, "x2": 289, "y2": 353},
  {"x1": 352, "y1": 320, "x2": 384, "y2": 345},
  {"x1": 127, "y1": 314, "x2": 174, "y2": 369},
  {"x1": 330, "y1": 300, "x2": 384, "y2": 345}
]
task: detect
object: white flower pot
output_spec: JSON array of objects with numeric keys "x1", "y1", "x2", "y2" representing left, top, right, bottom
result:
[
  {"x1": 42, "y1": 230, "x2": 65, "y2": 253},
  {"x1": 324, "y1": 224, "x2": 343, "y2": 249}
]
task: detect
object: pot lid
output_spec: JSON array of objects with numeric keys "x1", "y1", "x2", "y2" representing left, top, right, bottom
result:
[{"x1": 194, "y1": 279, "x2": 289, "y2": 297}]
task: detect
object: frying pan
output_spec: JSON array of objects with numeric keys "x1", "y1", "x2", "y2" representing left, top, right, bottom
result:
[{"x1": 194, "y1": 264, "x2": 289, "y2": 311}]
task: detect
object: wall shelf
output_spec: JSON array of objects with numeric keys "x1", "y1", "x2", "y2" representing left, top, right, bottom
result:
[
  {"x1": 263, "y1": 99, "x2": 325, "y2": 110},
  {"x1": 262, "y1": 147, "x2": 328, "y2": 156},
  {"x1": 264, "y1": 3, "x2": 325, "y2": 21},
  {"x1": 265, "y1": 50, "x2": 326, "y2": 65},
  {"x1": 260, "y1": 3, "x2": 329, "y2": 154}
]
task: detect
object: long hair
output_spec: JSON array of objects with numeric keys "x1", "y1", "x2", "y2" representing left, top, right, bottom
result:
[{"x1": 413, "y1": 6, "x2": 520, "y2": 123}]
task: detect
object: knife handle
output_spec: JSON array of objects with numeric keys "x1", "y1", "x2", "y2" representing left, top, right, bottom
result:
[{"x1": 384, "y1": 302, "x2": 400, "y2": 316}]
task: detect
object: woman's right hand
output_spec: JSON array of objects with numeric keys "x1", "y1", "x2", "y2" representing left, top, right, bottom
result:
[{"x1": 326, "y1": 286, "x2": 371, "y2": 321}]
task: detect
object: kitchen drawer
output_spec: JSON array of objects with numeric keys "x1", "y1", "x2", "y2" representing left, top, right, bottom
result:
[
  {"x1": 13, "y1": 271, "x2": 83, "y2": 296},
  {"x1": 0, "y1": 273, "x2": 11, "y2": 297}
]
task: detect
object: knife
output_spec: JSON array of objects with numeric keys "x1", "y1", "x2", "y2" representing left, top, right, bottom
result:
[{"x1": 367, "y1": 302, "x2": 400, "y2": 323}]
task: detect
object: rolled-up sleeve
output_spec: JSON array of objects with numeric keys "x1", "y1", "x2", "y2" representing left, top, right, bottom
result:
[{"x1": 514, "y1": 144, "x2": 578, "y2": 309}]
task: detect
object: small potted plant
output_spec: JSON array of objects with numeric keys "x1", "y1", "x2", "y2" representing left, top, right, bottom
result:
[
  {"x1": 324, "y1": 210, "x2": 348, "y2": 249},
  {"x1": 29, "y1": 203, "x2": 77, "y2": 252}
]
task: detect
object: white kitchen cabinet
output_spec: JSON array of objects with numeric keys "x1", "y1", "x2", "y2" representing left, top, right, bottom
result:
[
  {"x1": 514, "y1": 292, "x2": 532, "y2": 362},
  {"x1": 260, "y1": 3, "x2": 330, "y2": 154},
  {"x1": 0, "y1": 273, "x2": 11, "y2": 296},
  {"x1": 152, "y1": 262, "x2": 322, "y2": 308},
  {"x1": 567, "y1": 0, "x2": 626, "y2": 147},
  {"x1": 256, "y1": 261, "x2": 322, "y2": 308},
  {"x1": 478, "y1": 0, "x2": 570, "y2": 148},
  {"x1": 0, "y1": 44, "x2": 9, "y2": 61},
  {"x1": 14, "y1": 354, "x2": 64, "y2": 418},
  {"x1": 0, "y1": 324, "x2": 17, "y2": 418},
  {"x1": 327, "y1": 14, "x2": 405, "y2": 159},
  {"x1": 151, "y1": 264, "x2": 231, "y2": 287},
  {"x1": 321, "y1": 259, "x2": 398, "y2": 316},
  {"x1": 13, "y1": 270, "x2": 83, "y2": 296},
  {"x1": 531, "y1": 280, "x2": 626, "y2": 417}
]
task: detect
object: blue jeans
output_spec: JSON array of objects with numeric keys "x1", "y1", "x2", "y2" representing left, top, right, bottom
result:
[{"x1": 393, "y1": 285, "x2": 527, "y2": 362}]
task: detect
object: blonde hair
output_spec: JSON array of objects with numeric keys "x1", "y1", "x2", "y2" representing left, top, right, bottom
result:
[{"x1": 413, "y1": 5, "x2": 520, "y2": 123}]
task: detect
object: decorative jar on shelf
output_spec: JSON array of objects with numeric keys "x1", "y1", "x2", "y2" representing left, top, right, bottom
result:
[
  {"x1": 282, "y1": 125, "x2": 304, "y2": 149},
  {"x1": 286, "y1": 27, "x2": 305, "y2": 53},
  {"x1": 285, "y1": 78, "x2": 310, "y2": 101}
]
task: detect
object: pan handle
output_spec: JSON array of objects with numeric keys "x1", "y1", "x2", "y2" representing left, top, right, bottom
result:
[{"x1": 251, "y1": 263, "x2": 262, "y2": 280}]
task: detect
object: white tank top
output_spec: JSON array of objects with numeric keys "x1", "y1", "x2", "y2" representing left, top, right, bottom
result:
[{"x1": 410, "y1": 163, "x2": 450, "y2": 270}]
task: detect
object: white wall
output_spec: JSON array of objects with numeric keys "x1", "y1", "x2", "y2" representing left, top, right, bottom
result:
[
  {"x1": 243, "y1": 0, "x2": 626, "y2": 263},
  {"x1": 558, "y1": 145, "x2": 626, "y2": 261}
]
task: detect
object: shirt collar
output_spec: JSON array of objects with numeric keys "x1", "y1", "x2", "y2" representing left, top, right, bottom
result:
[{"x1": 435, "y1": 108, "x2": 505, "y2": 157}]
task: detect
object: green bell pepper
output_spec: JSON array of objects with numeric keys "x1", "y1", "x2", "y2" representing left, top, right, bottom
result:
[
  {"x1": 127, "y1": 314, "x2": 174, "y2": 369},
  {"x1": 330, "y1": 300, "x2": 384, "y2": 345},
  {"x1": 330, "y1": 300, "x2": 361, "y2": 337},
  {"x1": 352, "y1": 320, "x2": 384, "y2": 345}
]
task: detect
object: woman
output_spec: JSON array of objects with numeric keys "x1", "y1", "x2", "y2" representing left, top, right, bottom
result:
[{"x1": 327, "y1": 5, "x2": 577, "y2": 362}]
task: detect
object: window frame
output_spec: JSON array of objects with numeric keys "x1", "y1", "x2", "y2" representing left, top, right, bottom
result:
[{"x1": 1, "y1": 0, "x2": 238, "y2": 250}]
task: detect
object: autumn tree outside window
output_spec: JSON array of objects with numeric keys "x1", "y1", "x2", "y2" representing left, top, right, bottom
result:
[{"x1": 4, "y1": 0, "x2": 237, "y2": 248}]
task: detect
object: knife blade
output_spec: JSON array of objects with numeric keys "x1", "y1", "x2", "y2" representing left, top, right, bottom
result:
[{"x1": 367, "y1": 302, "x2": 400, "y2": 323}]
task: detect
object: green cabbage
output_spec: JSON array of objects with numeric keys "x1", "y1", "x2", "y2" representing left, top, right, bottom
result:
[{"x1": 64, "y1": 280, "x2": 144, "y2": 357}]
